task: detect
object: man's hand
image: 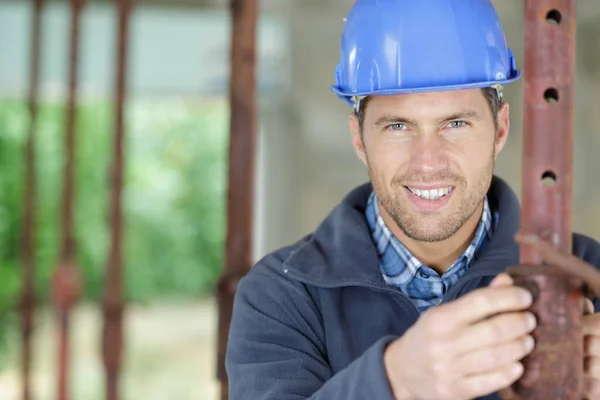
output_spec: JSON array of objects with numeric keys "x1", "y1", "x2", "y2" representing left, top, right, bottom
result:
[
  {"x1": 582, "y1": 298, "x2": 600, "y2": 398},
  {"x1": 514, "y1": 233, "x2": 600, "y2": 399},
  {"x1": 384, "y1": 273, "x2": 536, "y2": 400}
]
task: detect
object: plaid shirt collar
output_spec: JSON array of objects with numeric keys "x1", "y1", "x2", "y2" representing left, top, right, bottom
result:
[{"x1": 365, "y1": 191, "x2": 494, "y2": 312}]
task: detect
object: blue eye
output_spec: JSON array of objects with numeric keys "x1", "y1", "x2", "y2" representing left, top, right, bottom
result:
[
  {"x1": 388, "y1": 123, "x2": 407, "y2": 131},
  {"x1": 448, "y1": 121, "x2": 467, "y2": 128}
]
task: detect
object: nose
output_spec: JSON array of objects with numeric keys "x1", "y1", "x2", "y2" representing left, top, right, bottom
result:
[{"x1": 409, "y1": 133, "x2": 448, "y2": 173}]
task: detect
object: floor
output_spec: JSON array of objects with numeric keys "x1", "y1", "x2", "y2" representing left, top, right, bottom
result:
[{"x1": 0, "y1": 298, "x2": 219, "y2": 400}]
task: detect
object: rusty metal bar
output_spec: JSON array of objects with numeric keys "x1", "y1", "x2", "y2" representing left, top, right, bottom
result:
[
  {"x1": 216, "y1": 0, "x2": 258, "y2": 399},
  {"x1": 51, "y1": 1, "x2": 85, "y2": 399},
  {"x1": 59, "y1": 0, "x2": 86, "y2": 263},
  {"x1": 503, "y1": 1, "x2": 580, "y2": 399},
  {"x1": 101, "y1": 1, "x2": 133, "y2": 399},
  {"x1": 520, "y1": 0, "x2": 575, "y2": 258},
  {"x1": 20, "y1": 0, "x2": 45, "y2": 399}
]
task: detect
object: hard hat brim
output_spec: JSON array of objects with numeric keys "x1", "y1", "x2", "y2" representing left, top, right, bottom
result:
[{"x1": 330, "y1": 70, "x2": 522, "y2": 107}]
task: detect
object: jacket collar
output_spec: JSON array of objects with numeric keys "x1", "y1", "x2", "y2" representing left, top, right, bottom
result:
[{"x1": 283, "y1": 175, "x2": 521, "y2": 288}]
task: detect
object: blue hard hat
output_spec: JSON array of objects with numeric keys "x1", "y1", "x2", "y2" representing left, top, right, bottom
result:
[{"x1": 331, "y1": 0, "x2": 522, "y2": 107}]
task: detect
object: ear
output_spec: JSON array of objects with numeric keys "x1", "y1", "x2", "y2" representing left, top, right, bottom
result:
[
  {"x1": 349, "y1": 113, "x2": 368, "y2": 166},
  {"x1": 494, "y1": 102, "x2": 510, "y2": 158}
]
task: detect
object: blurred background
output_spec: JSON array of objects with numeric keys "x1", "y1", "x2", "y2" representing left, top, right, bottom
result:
[{"x1": 0, "y1": 0, "x2": 599, "y2": 399}]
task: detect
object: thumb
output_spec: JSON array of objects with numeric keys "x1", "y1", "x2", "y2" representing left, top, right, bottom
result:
[{"x1": 490, "y1": 273, "x2": 514, "y2": 288}]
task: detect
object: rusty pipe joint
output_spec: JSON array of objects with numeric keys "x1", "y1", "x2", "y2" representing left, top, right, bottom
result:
[{"x1": 499, "y1": 265, "x2": 584, "y2": 399}]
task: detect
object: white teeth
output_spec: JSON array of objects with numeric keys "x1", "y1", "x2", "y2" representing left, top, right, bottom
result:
[{"x1": 408, "y1": 186, "x2": 453, "y2": 200}]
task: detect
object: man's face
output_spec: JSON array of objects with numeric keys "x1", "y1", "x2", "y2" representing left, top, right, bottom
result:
[{"x1": 350, "y1": 88, "x2": 510, "y2": 242}]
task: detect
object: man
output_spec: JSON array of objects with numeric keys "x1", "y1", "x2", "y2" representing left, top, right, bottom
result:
[{"x1": 225, "y1": 1, "x2": 600, "y2": 399}]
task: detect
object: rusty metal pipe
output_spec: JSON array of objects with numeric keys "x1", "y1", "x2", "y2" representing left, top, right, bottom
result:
[
  {"x1": 51, "y1": 1, "x2": 85, "y2": 399},
  {"x1": 101, "y1": 1, "x2": 133, "y2": 399},
  {"x1": 216, "y1": 0, "x2": 258, "y2": 399},
  {"x1": 520, "y1": 0, "x2": 575, "y2": 257},
  {"x1": 503, "y1": 1, "x2": 580, "y2": 398},
  {"x1": 20, "y1": 0, "x2": 45, "y2": 399},
  {"x1": 60, "y1": 0, "x2": 85, "y2": 263}
]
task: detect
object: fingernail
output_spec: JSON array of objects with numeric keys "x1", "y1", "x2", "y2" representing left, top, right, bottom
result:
[
  {"x1": 521, "y1": 289, "x2": 533, "y2": 306},
  {"x1": 526, "y1": 313, "x2": 537, "y2": 331},
  {"x1": 524, "y1": 335, "x2": 535, "y2": 352},
  {"x1": 512, "y1": 362, "x2": 524, "y2": 377}
]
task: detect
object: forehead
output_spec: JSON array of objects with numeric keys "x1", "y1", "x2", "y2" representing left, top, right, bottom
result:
[{"x1": 364, "y1": 89, "x2": 489, "y2": 121}]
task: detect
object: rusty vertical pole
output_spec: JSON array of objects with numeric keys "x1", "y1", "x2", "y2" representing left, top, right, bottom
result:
[
  {"x1": 520, "y1": 0, "x2": 575, "y2": 257},
  {"x1": 216, "y1": 0, "x2": 258, "y2": 399},
  {"x1": 504, "y1": 1, "x2": 580, "y2": 399},
  {"x1": 20, "y1": 0, "x2": 44, "y2": 399},
  {"x1": 51, "y1": 0, "x2": 85, "y2": 399},
  {"x1": 101, "y1": 0, "x2": 133, "y2": 399}
]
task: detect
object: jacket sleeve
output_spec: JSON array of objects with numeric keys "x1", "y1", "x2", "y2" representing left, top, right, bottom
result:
[{"x1": 225, "y1": 261, "x2": 399, "y2": 400}]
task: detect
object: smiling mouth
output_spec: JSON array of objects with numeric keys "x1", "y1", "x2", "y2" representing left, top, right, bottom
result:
[{"x1": 405, "y1": 186, "x2": 455, "y2": 201}]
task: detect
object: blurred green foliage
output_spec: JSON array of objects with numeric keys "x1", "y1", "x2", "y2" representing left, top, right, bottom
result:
[{"x1": 0, "y1": 97, "x2": 228, "y2": 360}]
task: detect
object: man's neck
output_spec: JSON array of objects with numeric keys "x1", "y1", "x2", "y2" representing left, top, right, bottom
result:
[{"x1": 380, "y1": 202, "x2": 484, "y2": 274}]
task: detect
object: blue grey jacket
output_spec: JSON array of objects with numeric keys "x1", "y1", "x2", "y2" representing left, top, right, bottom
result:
[{"x1": 225, "y1": 176, "x2": 600, "y2": 400}]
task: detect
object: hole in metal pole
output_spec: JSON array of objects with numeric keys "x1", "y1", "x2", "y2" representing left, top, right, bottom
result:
[
  {"x1": 544, "y1": 88, "x2": 559, "y2": 103},
  {"x1": 546, "y1": 9, "x2": 562, "y2": 25},
  {"x1": 541, "y1": 171, "x2": 557, "y2": 187}
]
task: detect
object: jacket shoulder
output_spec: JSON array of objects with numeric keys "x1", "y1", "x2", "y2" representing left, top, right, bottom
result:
[
  {"x1": 244, "y1": 234, "x2": 314, "y2": 282},
  {"x1": 573, "y1": 232, "x2": 600, "y2": 267}
]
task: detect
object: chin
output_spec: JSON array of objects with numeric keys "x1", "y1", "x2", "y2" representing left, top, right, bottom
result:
[
  {"x1": 393, "y1": 209, "x2": 463, "y2": 243},
  {"x1": 403, "y1": 225, "x2": 457, "y2": 243}
]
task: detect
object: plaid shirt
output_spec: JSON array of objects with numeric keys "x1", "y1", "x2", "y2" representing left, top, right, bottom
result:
[{"x1": 365, "y1": 191, "x2": 495, "y2": 313}]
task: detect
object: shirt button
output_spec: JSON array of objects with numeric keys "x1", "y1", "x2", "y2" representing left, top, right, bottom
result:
[{"x1": 419, "y1": 271, "x2": 430, "y2": 279}]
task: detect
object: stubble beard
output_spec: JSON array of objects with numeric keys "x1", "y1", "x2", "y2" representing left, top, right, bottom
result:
[{"x1": 370, "y1": 156, "x2": 495, "y2": 243}]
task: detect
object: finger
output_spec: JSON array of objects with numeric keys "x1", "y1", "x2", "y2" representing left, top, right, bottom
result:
[
  {"x1": 586, "y1": 357, "x2": 600, "y2": 385},
  {"x1": 584, "y1": 298, "x2": 595, "y2": 315},
  {"x1": 585, "y1": 376, "x2": 600, "y2": 398},
  {"x1": 515, "y1": 233, "x2": 600, "y2": 297},
  {"x1": 490, "y1": 273, "x2": 514, "y2": 288},
  {"x1": 453, "y1": 335, "x2": 534, "y2": 376},
  {"x1": 452, "y1": 312, "x2": 536, "y2": 355},
  {"x1": 584, "y1": 314, "x2": 600, "y2": 336},
  {"x1": 454, "y1": 362, "x2": 524, "y2": 400},
  {"x1": 437, "y1": 285, "x2": 533, "y2": 329},
  {"x1": 585, "y1": 336, "x2": 600, "y2": 358}
]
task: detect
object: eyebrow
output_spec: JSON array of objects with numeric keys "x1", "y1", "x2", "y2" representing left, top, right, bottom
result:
[{"x1": 374, "y1": 110, "x2": 482, "y2": 127}]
